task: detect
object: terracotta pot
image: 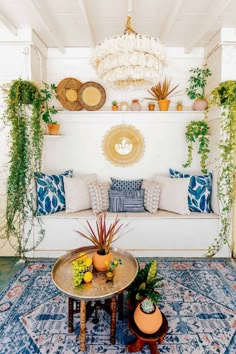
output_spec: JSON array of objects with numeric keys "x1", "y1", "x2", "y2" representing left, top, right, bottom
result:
[
  {"x1": 47, "y1": 123, "x2": 60, "y2": 135},
  {"x1": 134, "y1": 303, "x2": 163, "y2": 334},
  {"x1": 112, "y1": 105, "x2": 118, "y2": 111},
  {"x1": 92, "y1": 251, "x2": 113, "y2": 272},
  {"x1": 148, "y1": 104, "x2": 155, "y2": 111},
  {"x1": 192, "y1": 98, "x2": 208, "y2": 111},
  {"x1": 176, "y1": 105, "x2": 183, "y2": 111},
  {"x1": 158, "y1": 99, "x2": 170, "y2": 111}
]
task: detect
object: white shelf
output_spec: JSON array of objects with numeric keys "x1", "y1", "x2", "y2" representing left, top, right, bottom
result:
[{"x1": 44, "y1": 135, "x2": 63, "y2": 138}]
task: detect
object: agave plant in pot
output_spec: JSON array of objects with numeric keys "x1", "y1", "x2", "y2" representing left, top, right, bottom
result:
[
  {"x1": 145, "y1": 77, "x2": 180, "y2": 111},
  {"x1": 74, "y1": 213, "x2": 129, "y2": 272}
]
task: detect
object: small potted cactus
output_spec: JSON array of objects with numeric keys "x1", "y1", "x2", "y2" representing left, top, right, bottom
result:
[
  {"x1": 112, "y1": 100, "x2": 118, "y2": 111},
  {"x1": 176, "y1": 100, "x2": 183, "y2": 111},
  {"x1": 133, "y1": 298, "x2": 163, "y2": 334}
]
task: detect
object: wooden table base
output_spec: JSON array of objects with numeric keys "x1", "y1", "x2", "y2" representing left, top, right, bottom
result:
[{"x1": 68, "y1": 293, "x2": 123, "y2": 351}]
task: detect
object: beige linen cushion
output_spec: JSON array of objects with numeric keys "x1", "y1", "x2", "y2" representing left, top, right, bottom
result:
[
  {"x1": 64, "y1": 174, "x2": 97, "y2": 213},
  {"x1": 142, "y1": 180, "x2": 160, "y2": 214},
  {"x1": 154, "y1": 176, "x2": 190, "y2": 215},
  {"x1": 88, "y1": 182, "x2": 110, "y2": 214}
]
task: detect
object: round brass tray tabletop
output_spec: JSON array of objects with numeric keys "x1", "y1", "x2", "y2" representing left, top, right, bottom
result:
[{"x1": 52, "y1": 248, "x2": 138, "y2": 301}]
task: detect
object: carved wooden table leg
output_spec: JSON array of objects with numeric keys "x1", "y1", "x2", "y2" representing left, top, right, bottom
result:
[
  {"x1": 80, "y1": 300, "x2": 86, "y2": 351},
  {"x1": 149, "y1": 341, "x2": 160, "y2": 354},
  {"x1": 110, "y1": 296, "x2": 117, "y2": 344},
  {"x1": 127, "y1": 337, "x2": 146, "y2": 352},
  {"x1": 68, "y1": 297, "x2": 74, "y2": 333},
  {"x1": 118, "y1": 292, "x2": 123, "y2": 320}
]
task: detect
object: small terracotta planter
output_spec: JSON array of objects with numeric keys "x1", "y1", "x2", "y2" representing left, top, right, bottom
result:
[
  {"x1": 92, "y1": 251, "x2": 113, "y2": 272},
  {"x1": 47, "y1": 123, "x2": 60, "y2": 135},
  {"x1": 148, "y1": 104, "x2": 155, "y2": 111},
  {"x1": 112, "y1": 105, "x2": 118, "y2": 111},
  {"x1": 176, "y1": 105, "x2": 183, "y2": 111},
  {"x1": 158, "y1": 99, "x2": 170, "y2": 111},
  {"x1": 134, "y1": 303, "x2": 163, "y2": 334}
]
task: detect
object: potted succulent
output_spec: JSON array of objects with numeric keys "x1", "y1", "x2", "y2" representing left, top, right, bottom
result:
[
  {"x1": 73, "y1": 213, "x2": 128, "y2": 271},
  {"x1": 148, "y1": 101, "x2": 155, "y2": 111},
  {"x1": 133, "y1": 298, "x2": 163, "y2": 334},
  {"x1": 145, "y1": 77, "x2": 180, "y2": 111},
  {"x1": 185, "y1": 67, "x2": 212, "y2": 111},
  {"x1": 40, "y1": 82, "x2": 60, "y2": 135},
  {"x1": 176, "y1": 100, "x2": 183, "y2": 111},
  {"x1": 112, "y1": 100, "x2": 118, "y2": 111}
]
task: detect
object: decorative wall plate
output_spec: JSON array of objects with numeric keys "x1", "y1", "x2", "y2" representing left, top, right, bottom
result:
[
  {"x1": 78, "y1": 81, "x2": 106, "y2": 110},
  {"x1": 102, "y1": 124, "x2": 145, "y2": 167},
  {"x1": 56, "y1": 77, "x2": 83, "y2": 111}
]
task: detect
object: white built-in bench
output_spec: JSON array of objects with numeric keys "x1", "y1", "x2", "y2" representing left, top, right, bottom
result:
[{"x1": 28, "y1": 209, "x2": 228, "y2": 258}]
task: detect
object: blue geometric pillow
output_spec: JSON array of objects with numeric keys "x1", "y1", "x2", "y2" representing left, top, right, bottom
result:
[
  {"x1": 111, "y1": 178, "x2": 143, "y2": 191},
  {"x1": 169, "y1": 168, "x2": 212, "y2": 213},
  {"x1": 109, "y1": 189, "x2": 145, "y2": 212},
  {"x1": 34, "y1": 170, "x2": 73, "y2": 216}
]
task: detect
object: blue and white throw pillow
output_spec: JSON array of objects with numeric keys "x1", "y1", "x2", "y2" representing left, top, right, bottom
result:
[
  {"x1": 111, "y1": 178, "x2": 143, "y2": 191},
  {"x1": 34, "y1": 170, "x2": 73, "y2": 216},
  {"x1": 169, "y1": 168, "x2": 212, "y2": 213},
  {"x1": 109, "y1": 189, "x2": 145, "y2": 212}
]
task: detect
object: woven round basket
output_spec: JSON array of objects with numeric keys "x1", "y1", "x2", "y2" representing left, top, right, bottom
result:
[{"x1": 56, "y1": 77, "x2": 83, "y2": 111}]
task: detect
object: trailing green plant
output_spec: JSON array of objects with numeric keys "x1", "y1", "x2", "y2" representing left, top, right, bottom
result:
[
  {"x1": 40, "y1": 82, "x2": 58, "y2": 124},
  {"x1": 186, "y1": 67, "x2": 212, "y2": 99},
  {"x1": 183, "y1": 120, "x2": 210, "y2": 174},
  {"x1": 1, "y1": 78, "x2": 45, "y2": 258},
  {"x1": 127, "y1": 259, "x2": 162, "y2": 306},
  {"x1": 206, "y1": 80, "x2": 236, "y2": 257}
]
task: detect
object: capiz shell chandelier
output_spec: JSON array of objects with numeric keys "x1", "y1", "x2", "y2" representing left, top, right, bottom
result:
[{"x1": 91, "y1": 16, "x2": 167, "y2": 88}]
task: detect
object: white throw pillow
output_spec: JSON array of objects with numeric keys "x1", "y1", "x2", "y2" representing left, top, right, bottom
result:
[
  {"x1": 142, "y1": 180, "x2": 160, "y2": 214},
  {"x1": 88, "y1": 182, "x2": 110, "y2": 214},
  {"x1": 154, "y1": 176, "x2": 190, "y2": 215},
  {"x1": 64, "y1": 174, "x2": 97, "y2": 213}
]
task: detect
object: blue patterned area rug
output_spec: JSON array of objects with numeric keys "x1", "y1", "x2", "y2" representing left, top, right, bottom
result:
[{"x1": 0, "y1": 258, "x2": 236, "y2": 354}]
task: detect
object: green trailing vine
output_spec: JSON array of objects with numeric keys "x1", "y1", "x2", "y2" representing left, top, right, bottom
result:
[
  {"x1": 183, "y1": 120, "x2": 210, "y2": 174},
  {"x1": 206, "y1": 80, "x2": 236, "y2": 257},
  {"x1": 1, "y1": 78, "x2": 45, "y2": 258}
]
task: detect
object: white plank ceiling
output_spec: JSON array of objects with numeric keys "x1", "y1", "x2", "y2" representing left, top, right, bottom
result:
[{"x1": 0, "y1": 0, "x2": 235, "y2": 52}]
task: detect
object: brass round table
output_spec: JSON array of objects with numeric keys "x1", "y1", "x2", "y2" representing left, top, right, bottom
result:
[{"x1": 52, "y1": 248, "x2": 138, "y2": 351}]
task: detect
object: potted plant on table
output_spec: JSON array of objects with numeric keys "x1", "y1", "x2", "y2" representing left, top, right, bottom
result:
[
  {"x1": 40, "y1": 82, "x2": 60, "y2": 135},
  {"x1": 73, "y1": 213, "x2": 129, "y2": 271},
  {"x1": 186, "y1": 67, "x2": 212, "y2": 111},
  {"x1": 145, "y1": 77, "x2": 180, "y2": 111}
]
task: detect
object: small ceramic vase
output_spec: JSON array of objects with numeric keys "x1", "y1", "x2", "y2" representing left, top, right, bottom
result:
[
  {"x1": 131, "y1": 99, "x2": 141, "y2": 111},
  {"x1": 192, "y1": 98, "x2": 208, "y2": 111},
  {"x1": 120, "y1": 101, "x2": 129, "y2": 111}
]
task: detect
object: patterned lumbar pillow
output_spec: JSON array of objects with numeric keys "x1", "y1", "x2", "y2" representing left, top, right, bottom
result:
[
  {"x1": 88, "y1": 182, "x2": 110, "y2": 214},
  {"x1": 111, "y1": 178, "x2": 143, "y2": 191},
  {"x1": 64, "y1": 174, "x2": 97, "y2": 213},
  {"x1": 169, "y1": 168, "x2": 212, "y2": 213},
  {"x1": 142, "y1": 180, "x2": 160, "y2": 214},
  {"x1": 154, "y1": 176, "x2": 190, "y2": 215},
  {"x1": 109, "y1": 189, "x2": 145, "y2": 213},
  {"x1": 34, "y1": 170, "x2": 73, "y2": 216}
]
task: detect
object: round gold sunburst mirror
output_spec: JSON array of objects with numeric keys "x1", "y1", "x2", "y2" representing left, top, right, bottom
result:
[{"x1": 102, "y1": 124, "x2": 145, "y2": 167}]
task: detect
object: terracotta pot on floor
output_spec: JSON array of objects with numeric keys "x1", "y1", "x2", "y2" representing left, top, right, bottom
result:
[{"x1": 134, "y1": 303, "x2": 163, "y2": 334}]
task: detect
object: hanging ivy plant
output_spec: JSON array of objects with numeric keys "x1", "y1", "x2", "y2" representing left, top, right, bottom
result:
[
  {"x1": 1, "y1": 78, "x2": 45, "y2": 258},
  {"x1": 206, "y1": 80, "x2": 236, "y2": 257},
  {"x1": 183, "y1": 120, "x2": 210, "y2": 174}
]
